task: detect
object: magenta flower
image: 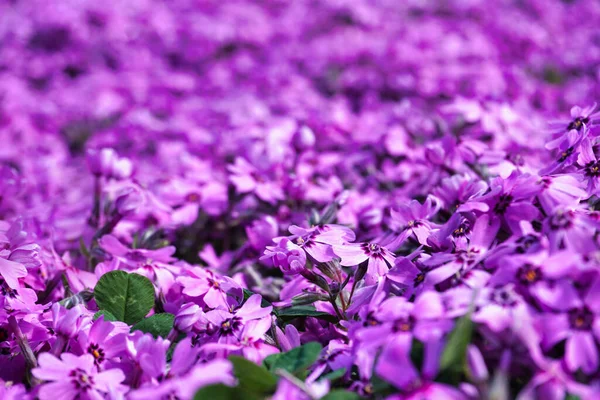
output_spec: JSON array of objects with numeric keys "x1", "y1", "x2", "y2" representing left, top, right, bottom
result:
[
  {"x1": 32, "y1": 353, "x2": 125, "y2": 400},
  {"x1": 262, "y1": 238, "x2": 307, "y2": 275},
  {"x1": 478, "y1": 172, "x2": 540, "y2": 233},
  {"x1": 228, "y1": 157, "x2": 283, "y2": 204},
  {"x1": 384, "y1": 195, "x2": 441, "y2": 249},
  {"x1": 539, "y1": 276, "x2": 600, "y2": 374},
  {"x1": 333, "y1": 242, "x2": 395, "y2": 283},
  {"x1": 86, "y1": 148, "x2": 133, "y2": 180}
]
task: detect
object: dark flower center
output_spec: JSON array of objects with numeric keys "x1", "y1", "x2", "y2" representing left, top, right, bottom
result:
[
  {"x1": 361, "y1": 242, "x2": 384, "y2": 259},
  {"x1": 407, "y1": 220, "x2": 422, "y2": 228},
  {"x1": 452, "y1": 220, "x2": 471, "y2": 238},
  {"x1": 219, "y1": 317, "x2": 242, "y2": 336},
  {"x1": 569, "y1": 308, "x2": 594, "y2": 330},
  {"x1": 493, "y1": 194, "x2": 513, "y2": 215},
  {"x1": 185, "y1": 193, "x2": 201, "y2": 203},
  {"x1": 414, "y1": 272, "x2": 426, "y2": 287},
  {"x1": 70, "y1": 368, "x2": 94, "y2": 391},
  {"x1": 515, "y1": 234, "x2": 539, "y2": 254},
  {"x1": 492, "y1": 287, "x2": 519, "y2": 307},
  {"x1": 548, "y1": 211, "x2": 573, "y2": 231},
  {"x1": 567, "y1": 116, "x2": 590, "y2": 131},
  {"x1": 87, "y1": 343, "x2": 105, "y2": 365},
  {"x1": 296, "y1": 231, "x2": 317, "y2": 248},
  {"x1": 558, "y1": 147, "x2": 575, "y2": 163},
  {"x1": 517, "y1": 264, "x2": 542, "y2": 285},
  {"x1": 393, "y1": 317, "x2": 414, "y2": 332},
  {"x1": 585, "y1": 162, "x2": 600, "y2": 178}
]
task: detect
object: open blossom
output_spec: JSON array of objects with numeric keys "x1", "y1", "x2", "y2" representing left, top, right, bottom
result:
[
  {"x1": 228, "y1": 157, "x2": 284, "y2": 204},
  {"x1": 333, "y1": 242, "x2": 395, "y2": 283},
  {"x1": 32, "y1": 353, "x2": 125, "y2": 400}
]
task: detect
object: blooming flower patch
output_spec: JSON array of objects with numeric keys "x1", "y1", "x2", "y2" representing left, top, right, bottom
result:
[{"x1": 1, "y1": 0, "x2": 600, "y2": 399}]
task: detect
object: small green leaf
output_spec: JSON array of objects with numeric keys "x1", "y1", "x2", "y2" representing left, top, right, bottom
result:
[
  {"x1": 193, "y1": 384, "x2": 257, "y2": 400},
  {"x1": 440, "y1": 313, "x2": 474, "y2": 373},
  {"x1": 93, "y1": 310, "x2": 117, "y2": 321},
  {"x1": 263, "y1": 353, "x2": 279, "y2": 370},
  {"x1": 131, "y1": 313, "x2": 174, "y2": 338},
  {"x1": 565, "y1": 395, "x2": 581, "y2": 400},
  {"x1": 229, "y1": 356, "x2": 278, "y2": 395},
  {"x1": 93, "y1": 271, "x2": 155, "y2": 325},
  {"x1": 277, "y1": 306, "x2": 337, "y2": 323},
  {"x1": 321, "y1": 368, "x2": 346, "y2": 381},
  {"x1": 321, "y1": 390, "x2": 361, "y2": 400},
  {"x1": 268, "y1": 342, "x2": 322, "y2": 376}
]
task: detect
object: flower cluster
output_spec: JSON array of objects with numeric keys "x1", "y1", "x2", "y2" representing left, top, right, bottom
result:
[{"x1": 1, "y1": 0, "x2": 600, "y2": 399}]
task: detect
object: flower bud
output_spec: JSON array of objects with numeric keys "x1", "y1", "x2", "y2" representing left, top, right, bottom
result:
[{"x1": 261, "y1": 238, "x2": 306, "y2": 276}]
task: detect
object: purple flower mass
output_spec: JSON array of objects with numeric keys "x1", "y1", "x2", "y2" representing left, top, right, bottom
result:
[{"x1": 1, "y1": 0, "x2": 600, "y2": 399}]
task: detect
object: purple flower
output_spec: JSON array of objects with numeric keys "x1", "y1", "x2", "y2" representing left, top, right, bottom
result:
[
  {"x1": 538, "y1": 275, "x2": 600, "y2": 374},
  {"x1": 228, "y1": 157, "x2": 283, "y2": 204},
  {"x1": 86, "y1": 148, "x2": 133, "y2": 180},
  {"x1": 547, "y1": 103, "x2": 600, "y2": 142},
  {"x1": 478, "y1": 172, "x2": 540, "y2": 233},
  {"x1": 376, "y1": 336, "x2": 464, "y2": 399},
  {"x1": 384, "y1": 196, "x2": 441, "y2": 249},
  {"x1": 261, "y1": 238, "x2": 307, "y2": 276},
  {"x1": 333, "y1": 242, "x2": 395, "y2": 283},
  {"x1": 32, "y1": 353, "x2": 125, "y2": 400},
  {"x1": 286, "y1": 224, "x2": 355, "y2": 263}
]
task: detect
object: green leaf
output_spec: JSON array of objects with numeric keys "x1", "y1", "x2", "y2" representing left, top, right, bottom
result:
[
  {"x1": 93, "y1": 271, "x2": 155, "y2": 325},
  {"x1": 93, "y1": 310, "x2": 117, "y2": 321},
  {"x1": 229, "y1": 356, "x2": 278, "y2": 395},
  {"x1": 321, "y1": 368, "x2": 346, "y2": 381},
  {"x1": 277, "y1": 306, "x2": 337, "y2": 323},
  {"x1": 193, "y1": 384, "x2": 257, "y2": 400},
  {"x1": 268, "y1": 342, "x2": 322, "y2": 376},
  {"x1": 263, "y1": 353, "x2": 279, "y2": 370},
  {"x1": 321, "y1": 390, "x2": 361, "y2": 400},
  {"x1": 131, "y1": 313, "x2": 174, "y2": 338},
  {"x1": 565, "y1": 395, "x2": 582, "y2": 400},
  {"x1": 440, "y1": 313, "x2": 474, "y2": 374}
]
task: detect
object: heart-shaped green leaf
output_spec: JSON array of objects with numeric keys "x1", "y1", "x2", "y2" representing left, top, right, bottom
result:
[
  {"x1": 265, "y1": 342, "x2": 322, "y2": 376},
  {"x1": 93, "y1": 310, "x2": 117, "y2": 321},
  {"x1": 321, "y1": 390, "x2": 361, "y2": 400},
  {"x1": 194, "y1": 384, "x2": 257, "y2": 400},
  {"x1": 131, "y1": 313, "x2": 174, "y2": 338},
  {"x1": 229, "y1": 356, "x2": 278, "y2": 395},
  {"x1": 94, "y1": 271, "x2": 155, "y2": 325}
]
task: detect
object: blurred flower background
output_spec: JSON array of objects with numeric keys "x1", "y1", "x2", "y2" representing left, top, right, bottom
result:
[{"x1": 1, "y1": 0, "x2": 600, "y2": 399}]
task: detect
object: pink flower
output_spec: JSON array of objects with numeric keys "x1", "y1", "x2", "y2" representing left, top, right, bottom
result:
[{"x1": 32, "y1": 353, "x2": 125, "y2": 400}]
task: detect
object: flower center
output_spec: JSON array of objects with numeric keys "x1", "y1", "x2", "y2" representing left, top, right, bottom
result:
[
  {"x1": 70, "y1": 368, "x2": 94, "y2": 391},
  {"x1": 219, "y1": 317, "x2": 242, "y2": 336},
  {"x1": 493, "y1": 194, "x2": 513, "y2": 215},
  {"x1": 185, "y1": 193, "x2": 201, "y2": 203},
  {"x1": 414, "y1": 272, "x2": 425, "y2": 287},
  {"x1": 87, "y1": 343, "x2": 105, "y2": 365},
  {"x1": 569, "y1": 308, "x2": 594, "y2": 330},
  {"x1": 585, "y1": 162, "x2": 600, "y2": 177},
  {"x1": 567, "y1": 117, "x2": 589, "y2": 131},
  {"x1": 548, "y1": 211, "x2": 573, "y2": 231},
  {"x1": 492, "y1": 286, "x2": 519, "y2": 307},
  {"x1": 517, "y1": 264, "x2": 542, "y2": 285},
  {"x1": 558, "y1": 147, "x2": 575, "y2": 163}
]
